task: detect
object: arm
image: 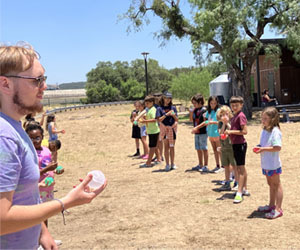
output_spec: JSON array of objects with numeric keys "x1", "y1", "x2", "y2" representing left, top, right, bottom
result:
[
  {"x1": 39, "y1": 162, "x2": 58, "y2": 175},
  {"x1": 134, "y1": 110, "x2": 146, "y2": 121},
  {"x1": 51, "y1": 122, "x2": 64, "y2": 134},
  {"x1": 226, "y1": 124, "x2": 247, "y2": 136},
  {"x1": 0, "y1": 175, "x2": 107, "y2": 236},
  {"x1": 254, "y1": 145, "x2": 281, "y2": 154},
  {"x1": 39, "y1": 221, "x2": 57, "y2": 250},
  {"x1": 39, "y1": 112, "x2": 46, "y2": 126}
]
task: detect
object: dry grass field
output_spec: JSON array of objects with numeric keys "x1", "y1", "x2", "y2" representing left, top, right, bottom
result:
[{"x1": 45, "y1": 104, "x2": 300, "y2": 249}]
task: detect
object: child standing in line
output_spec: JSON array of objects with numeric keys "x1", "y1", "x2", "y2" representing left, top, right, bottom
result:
[
  {"x1": 225, "y1": 96, "x2": 249, "y2": 203},
  {"x1": 130, "y1": 101, "x2": 142, "y2": 157},
  {"x1": 46, "y1": 114, "x2": 65, "y2": 142},
  {"x1": 156, "y1": 92, "x2": 178, "y2": 171},
  {"x1": 139, "y1": 96, "x2": 161, "y2": 168},
  {"x1": 137, "y1": 101, "x2": 149, "y2": 159},
  {"x1": 154, "y1": 92, "x2": 164, "y2": 162},
  {"x1": 205, "y1": 96, "x2": 222, "y2": 173},
  {"x1": 48, "y1": 139, "x2": 61, "y2": 163},
  {"x1": 191, "y1": 94, "x2": 208, "y2": 172},
  {"x1": 254, "y1": 107, "x2": 283, "y2": 219},
  {"x1": 25, "y1": 123, "x2": 63, "y2": 226},
  {"x1": 217, "y1": 106, "x2": 237, "y2": 191}
]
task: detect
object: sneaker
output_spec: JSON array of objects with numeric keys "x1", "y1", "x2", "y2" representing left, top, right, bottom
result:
[
  {"x1": 212, "y1": 166, "x2": 224, "y2": 173},
  {"x1": 139, "y1": 163, "x2": 153, "y2": 168},
  {"x1": 171, "y1": 164, "x2": 177, "y2": 170},
  {"x1": 265, "y1": 209, "x2": 283, "y2": 219},
  {"x1": 151, "y1": 157, "x2": 157, "y2": 162},
  {"x1": 257, "y1": 205, "x2": 276, "y2": 213},
  {"x1": 243, "y1": 189, "x2": 251, "y2": 196},
  {"x1": 142, "y1": 154, "x2": 149, "y2": 160},
  {"x1": 219, "y1": 183, "x2": 231, "y2": 191},
  {"x1": 154, "y1": 160, "x2": 162, "y2": 165},
  {"x1": 191, "y1": 165, "x2": 202, "y2": 171},
  {"x1": 165, "y1": 164, "x2": 170, "y2": 171},
  {"x1": 232, "y1": 183, "x2": 239, "y2": 191},
  {"x1": 233, "y1": 194, "x2": 243, "y2": 203},
  {"x1": 132, "y1": 152, "x2": 140, "y2": 157},
  {"x1": 200, "y1": 166, "x2": 209, "y2": 172}
]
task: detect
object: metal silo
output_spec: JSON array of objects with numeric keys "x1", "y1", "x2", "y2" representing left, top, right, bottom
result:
[{"x1": 209, "y1": 73, "x2": 232, "y2": 104}]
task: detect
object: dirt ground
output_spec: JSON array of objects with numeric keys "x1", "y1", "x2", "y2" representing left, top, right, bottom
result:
[{"x1": 46, "y1": 104, "x2": 300, "y2": 249}]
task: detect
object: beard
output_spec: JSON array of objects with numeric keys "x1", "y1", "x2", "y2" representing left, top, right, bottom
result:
[{"x1": 13, "y1": 89, "x2": 43, "y2": 115}]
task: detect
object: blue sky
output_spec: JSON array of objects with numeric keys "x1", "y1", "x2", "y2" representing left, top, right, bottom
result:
[{"x1": 1, "y1": 0, "x2": 279, "y2": 84}]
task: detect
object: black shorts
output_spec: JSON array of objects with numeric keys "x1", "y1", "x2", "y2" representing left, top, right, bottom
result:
[
  {"x1": 232, "y1": 143, "x2": 247, "y2": 166},
  {"x1": 148, "y1": 133, "x2": 159, "y2": 148},
  {"x1": 132, "y1": 125, "x2": 141, "y2": 139}
]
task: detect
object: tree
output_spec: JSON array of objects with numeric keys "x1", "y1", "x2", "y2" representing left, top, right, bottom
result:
[
  {"x1": 86, "y1": 79, "x2": 120, "y2": 103},
  {"x1": 120, "y1": 78, "x2": 145, "y2": 99},
  {"x1": 124, "y1": 0, "x2": 300, "y2": 118},
  {"x1": 171, "y1": 69, "x2": 212, "y2": 105},
  {"x1": 85, "y1": 58, "x2": 173, "y2": 102}
]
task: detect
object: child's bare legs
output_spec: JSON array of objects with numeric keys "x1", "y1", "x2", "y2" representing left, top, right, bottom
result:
[
  {"x1": 170, "y1": 146, "x2": 175, "y2": 166},
  {"x1": 155, "y1": 135, "x2": 161, "y2": 162},
  {"x1": 237, "y1": 165, "x2": 247, "y2": 194},
  {"x1": 157, "y1": 139, "x2": 163, "y2": 160},
  {"x1": 267, "y1": 174, "x2": 283, "y2": 211},
  {"x1": 196, "y1": 150, "x2": 203, "y2": 166},
  {"x1": 135, "y1": 138, "x2": 140, "y2": 151},
  {"x1": 141, "y1": 136, "x2": 149, "y2": 155},
  {"x1": 164, "y1": 139, "x2": 170, "y2": 165},
  {"x1": 233, "y1": 165, "x2": 239, "y2": 184},
  {"x1": 164, "y1": 139, "x2": 176, "y2": 166},
  {"x1": 146, "y1": 147, "x2": 156, "y2": 165},
  {"x1": 203, "y1": 149, "x2": 208, "y2": 166},
  {"x1": 209, "y1": 137, "x2": 221, "y2": 166},
  {"x1": 224, "y1": 165, "x2": 230, "y2": 181}
]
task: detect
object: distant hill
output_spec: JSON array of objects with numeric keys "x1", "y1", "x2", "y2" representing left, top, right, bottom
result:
[{"x1": 59, "y1": 81, "x2": 86, "y2": 89}]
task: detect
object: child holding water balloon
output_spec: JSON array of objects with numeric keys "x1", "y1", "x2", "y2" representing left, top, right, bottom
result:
[
  {"x1": 156, "y1": 92, "x2": 178, "y2": 171},
  {"x1": 253, "y1": 107, "x2": 283, "y2": 219},
  {"x1": 26, "y1": 123, "x2": 64, "y2": 225}
]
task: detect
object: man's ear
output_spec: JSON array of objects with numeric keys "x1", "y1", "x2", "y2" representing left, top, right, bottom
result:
[{"x1": 0, "y1": 76, "x2": 13, "y2": 95}]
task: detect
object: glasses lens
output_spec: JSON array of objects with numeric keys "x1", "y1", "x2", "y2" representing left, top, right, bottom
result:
[{"x1": 37, "y1": 76, "x2": 47, "y2": 88}]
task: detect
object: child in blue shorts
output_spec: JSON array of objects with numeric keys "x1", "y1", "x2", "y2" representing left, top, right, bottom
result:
[
  {"x1": 191, "y1": 94, "x2": 208, "y2": 172},
  {"x1": 253, "y1": 107, "x2": 283, "y2": 219}
]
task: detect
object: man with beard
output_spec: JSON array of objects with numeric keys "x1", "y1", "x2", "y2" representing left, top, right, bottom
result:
[{"x1": 0, "y1": 43, "x2": 107, "y2": 249}]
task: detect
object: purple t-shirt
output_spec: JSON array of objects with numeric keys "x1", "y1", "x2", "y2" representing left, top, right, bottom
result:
[
  {"x1": 0, "y1": 112, "x2": 41, "y2": 249},
  {"x1": 230, "y1": 111, "x2": 247, "y2": 144}
]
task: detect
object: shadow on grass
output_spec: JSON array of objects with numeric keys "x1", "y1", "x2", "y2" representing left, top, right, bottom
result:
[
  {"x1": 152, "y1": 169, "x2": 168, "y2": 173},
  {"x1": 211, "y1": 180, "x2": 224, "y2": 185},
  {"x1": 247, "y1": 210, "x2": 267, "y2": 219}
]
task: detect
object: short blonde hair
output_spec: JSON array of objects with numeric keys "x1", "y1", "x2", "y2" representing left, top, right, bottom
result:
[
  {"x1": 217, "y1": 105, "x2": 233, "y2": 121},
  {"x1": 0, "y1": 42, "x2": 39, "y2": 75}
]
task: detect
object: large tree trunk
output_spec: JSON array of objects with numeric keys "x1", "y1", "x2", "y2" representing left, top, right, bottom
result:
[{"x1": 230, "y1": 66, "x2": 253, "y2": 119}]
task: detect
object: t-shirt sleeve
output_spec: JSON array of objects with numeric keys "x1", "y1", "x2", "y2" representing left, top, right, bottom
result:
[
  {"x1": 205, "y1": 111, "x2": 209, "y2": 119},
  {"x1": 239, "y1": 113, "x2": 247, "y2": 126},
  {"x1": 156, "y1": 107, "x2": 163, "y2": 118},
  {"x1": 0, "y1": 137, "x2": 22, "y2": 192},
  {"x1": 271, "y1": 128, "x2": 282, "y2": 147}
]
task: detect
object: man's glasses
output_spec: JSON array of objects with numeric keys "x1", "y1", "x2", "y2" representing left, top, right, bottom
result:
[{"x1": 2, "y1": 75, "x2": 47, "y2": 88}]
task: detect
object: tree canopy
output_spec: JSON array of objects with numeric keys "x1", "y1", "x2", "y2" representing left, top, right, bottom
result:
[
  {"x1": 123, "y1": 0, "x2": 300, "y2": 118},
  {"x1": 84, "y1": 58, "x2": 220, "y2": 103}
]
